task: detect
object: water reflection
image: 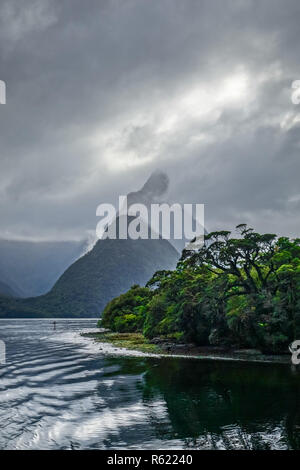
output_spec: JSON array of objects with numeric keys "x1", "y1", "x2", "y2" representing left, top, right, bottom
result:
[
  {"x1": 103, "y1": 357, "x2": 300, "y2": 449},
  {"x1": 0, "y1": 320, "x2": 299, "y2": 449}
]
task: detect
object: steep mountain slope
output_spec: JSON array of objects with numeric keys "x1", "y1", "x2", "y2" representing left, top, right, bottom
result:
[
  {"x1": 0, "y1": 172, "x2": 182, "y2": 317},
  {"x1": 0, "y1": 237, "x2": 179, "y2": 318},
  {"x1": 0, "y1": 239, "x2": 87, "y2": 297}
]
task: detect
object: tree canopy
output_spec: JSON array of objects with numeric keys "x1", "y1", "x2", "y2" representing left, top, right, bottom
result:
[{"x1": 99, "y1": 226, "x2": 300, "y2": 353}]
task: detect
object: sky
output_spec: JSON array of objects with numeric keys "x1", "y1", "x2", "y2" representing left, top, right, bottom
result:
[{"x1": 0, "y1": 0, "x2": 300, "y2": 242}]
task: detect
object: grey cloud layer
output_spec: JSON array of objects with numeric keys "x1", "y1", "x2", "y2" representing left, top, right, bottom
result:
[{"x1": 0, "y1": 0, "x2": 300, "y2": 241}]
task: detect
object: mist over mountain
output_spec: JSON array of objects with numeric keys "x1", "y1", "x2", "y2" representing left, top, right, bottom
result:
[
  {"x1": 45, "y1": 235, "x2": 179, "y2": 316},
  {"x1": 126, "y1": 170, "x2": 169, "y2": 208},
  {"x1": 122, "y1": 170, "x2": 205, "y2": 253},
  {"x1": 0, "y1": 279, "x2": 20, "y2": 298},
  {"x1": 0, "y1": 239, "x2": 87, "y2": 297},
  {"x1": 0, "y1": 235, "x2": 179, "y2": 318},
  {"x1": 0, "y1": 172, "x2": 180, "y2": 318}
]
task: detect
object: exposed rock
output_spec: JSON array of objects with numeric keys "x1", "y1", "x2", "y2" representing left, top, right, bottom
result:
[{"x1": 233, "y1": 349, "x2": 262, "y2": 356}]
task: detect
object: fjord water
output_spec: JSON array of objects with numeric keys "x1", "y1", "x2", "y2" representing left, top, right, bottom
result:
[{"x1": 0, "y1": 319, "x2": 299, "y2": 450}]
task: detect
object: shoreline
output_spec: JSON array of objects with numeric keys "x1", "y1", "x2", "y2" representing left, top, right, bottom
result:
[{"x1": 81, "y1": 331, "x2": 292, "y2": 365}]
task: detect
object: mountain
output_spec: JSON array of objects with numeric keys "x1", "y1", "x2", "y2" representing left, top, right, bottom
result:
[
  {"x1": 0, "y1": 280, "x2": 20, "y2": 298},
  {"x1": 0, "y1": 236, "x2": 179, "y2": 318},
  {"x1": 0, "y1": 172, "x2": 181, "y2": 318},
  {"x1": 0, "y1": 239, "x2": 87, "y2": 297}
]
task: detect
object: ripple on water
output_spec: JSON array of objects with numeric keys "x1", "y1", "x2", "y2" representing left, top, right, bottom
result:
[{"x1": 0, "y1": 319, "x2": 299, "y2": 450}]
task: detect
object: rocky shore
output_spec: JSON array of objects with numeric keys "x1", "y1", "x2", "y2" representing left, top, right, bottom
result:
[{"x1": 82, "y1": 331, "x2": 293, "y2": 364}]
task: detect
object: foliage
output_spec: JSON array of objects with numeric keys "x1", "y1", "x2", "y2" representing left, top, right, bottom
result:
[
  {"x1": 0, "y1": 237, "x2": 178, "y2": 318},
  {"x1": 100, "y1": 226, "x2": 300, "y2": 354},
  {"x1": 99, "y1": 285, "x2": 153, "y2": 332},
  {"x1": 83, "y1": 331, "x2": 160, "y2": 354}
]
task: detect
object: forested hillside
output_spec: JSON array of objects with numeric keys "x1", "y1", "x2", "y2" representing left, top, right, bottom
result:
[
  {"x1": 100, "y1": 225, "x2": 300, "y2": 354},
  {"x1": 0, "y1": 237, "x2": 179, "y2": 318}
]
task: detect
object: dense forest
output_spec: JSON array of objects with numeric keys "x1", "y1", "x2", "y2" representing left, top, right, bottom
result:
[{"x1": 100, "y1": 225, "x2": 300, "y2": 354}]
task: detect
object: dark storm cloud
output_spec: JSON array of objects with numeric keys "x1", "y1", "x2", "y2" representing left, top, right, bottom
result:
[{"x1": 0, "y1": 0, "x2": 300, "y2": 241}]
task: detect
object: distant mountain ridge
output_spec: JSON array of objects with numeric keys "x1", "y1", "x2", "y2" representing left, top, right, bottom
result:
[
  {"x1": 0, "y1": 172, "x2": 180, "y2": 318},
  {"x1": 0, "y1": 236, "x2": 179, "y2": 318},
  {"x1": 0, "y1": 239, "x2": 87, "y2": 297},
  {"x1": 0, "y1": 280, "x2": 20, "y2": 298}
]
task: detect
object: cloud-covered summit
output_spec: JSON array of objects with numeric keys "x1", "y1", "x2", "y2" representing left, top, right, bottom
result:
[
  {"x1": 127, "y1": 170, "x2": 169, "y2": 208},
  {"x1": 0, "y1": 0, "x2": 300, "y2": 241}
]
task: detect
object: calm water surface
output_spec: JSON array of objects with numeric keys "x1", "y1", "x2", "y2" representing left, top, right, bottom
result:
[{"x1": 0, "y1": 319, "x2": 299, "y2": 450}]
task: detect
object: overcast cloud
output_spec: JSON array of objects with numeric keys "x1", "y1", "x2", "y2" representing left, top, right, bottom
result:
[{"x1": 0, "y1": 0, "x2": 300, "y2": 242}]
